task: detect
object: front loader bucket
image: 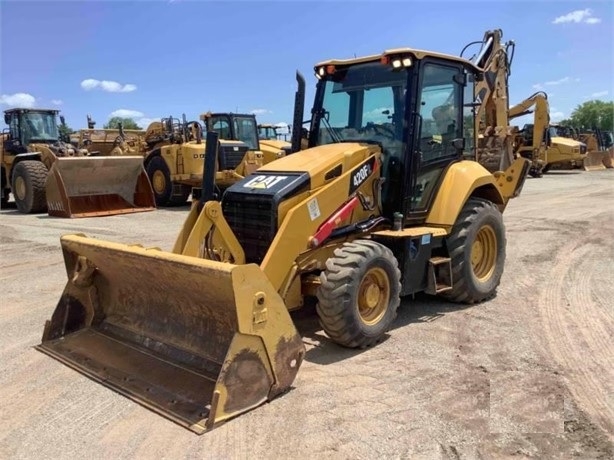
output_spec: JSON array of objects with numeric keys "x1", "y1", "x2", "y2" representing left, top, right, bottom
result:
[
  {"x1": 36, "y1": 234, "x2": 305, "y2": 434},
  {"x1": 45, "y1": 156, "x2": 156, "y2": 218},
  {"x1": 583, "y1": 151, "x2": 607, "y2": 171}
]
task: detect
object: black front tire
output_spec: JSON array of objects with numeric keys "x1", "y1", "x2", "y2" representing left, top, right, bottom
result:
[
  {"x1": 146, "y1": 156, "x2": 190, "y2": 206},
  {"x1": 11, "y1": 161, "x2": 48, "y2": 214},
  {"x1": 316, "y1": 239, "x2": 401, "y2": 349},
  {"x1": 440, "y1": 197, "x2": 506, "y2": 304}
]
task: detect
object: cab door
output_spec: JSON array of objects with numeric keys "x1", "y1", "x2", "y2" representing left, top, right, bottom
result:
[{"x1": 405, "y1": 60, "x2": 465, "y2": 220}]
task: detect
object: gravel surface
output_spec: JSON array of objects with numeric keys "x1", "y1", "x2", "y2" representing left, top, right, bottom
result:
[{"x1": 1, "y1": 169, "x2": 613, "y2": 459}]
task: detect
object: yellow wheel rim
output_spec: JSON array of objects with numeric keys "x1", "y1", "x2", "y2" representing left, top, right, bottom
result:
[
  {"x1": 471, "y1": 224, "x2": 497, "y2": 281},
  {"x1": 14, "y1": 176, "x2": 26, "y2": 201},
  {"x1": 152, "y1": 170, "x2": 166, "y2": 195},
  {"x1": 358, "y1": 267, "x2": 390, "y2": 326}
]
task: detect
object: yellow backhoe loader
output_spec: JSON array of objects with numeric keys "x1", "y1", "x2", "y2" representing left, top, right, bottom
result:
[
  {"x1": 1, "y1": 108, "x2": 155, "y2": 217},
  {"x1": 142, "y1": 114, "x2": 264, "y2": 206},
  {"x1": 37, "y1": 29, "x2": 529, "y2": 433},
  {"x1": 508, "y1": 92, "x2": 586, "y2": 176}
]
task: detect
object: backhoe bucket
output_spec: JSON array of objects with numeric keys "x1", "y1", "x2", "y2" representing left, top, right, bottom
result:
[
  {"x1": 36, "y1": 234, "x2": 305, "y2": 434},
  {"x1": 45, "y1": 156, "x2": 156, "y2": 218},
  {"x1": 583, "y1": 151, "x2": 607, "y2": 171}
]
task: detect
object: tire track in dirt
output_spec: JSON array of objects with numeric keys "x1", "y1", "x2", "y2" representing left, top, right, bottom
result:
[{"x1": 539, "y1": 239, "x2": 614, "y2": 439}]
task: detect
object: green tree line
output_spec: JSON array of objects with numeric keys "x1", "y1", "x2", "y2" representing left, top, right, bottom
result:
[{"x1": 560, "y1": 100, "x2": 613, "y2": 131}]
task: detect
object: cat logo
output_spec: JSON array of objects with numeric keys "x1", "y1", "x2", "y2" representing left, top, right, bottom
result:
[{"x1": 243, "y1": 175, "x2": 287, "y2": 189}]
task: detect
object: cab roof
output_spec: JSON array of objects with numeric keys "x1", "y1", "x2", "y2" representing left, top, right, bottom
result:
[
  {"x1": 3, "y1": 107, "x2": 60, "y2": 114},
  {"x1": 315, "y1": 47, "x2": 481, "y2": 73}
]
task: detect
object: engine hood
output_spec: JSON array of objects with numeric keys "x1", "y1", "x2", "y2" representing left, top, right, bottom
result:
[
  {"x1": 551, "y1": 136, "x2": 584, "y2": 151},
  {"x1": 260, "y1": 139, "x2": 290, "y2": 150},
  {"x1": 258, "y1": 142, "x2": 381, "y2": 189}
]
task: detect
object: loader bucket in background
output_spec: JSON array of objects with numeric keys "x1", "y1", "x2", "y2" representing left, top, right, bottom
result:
[
  {"x1": 45, "y1": 156, "x2": 156, "y2": 218},
  {"x1": 36, "y1": 234, "x2": 305, "y2": 434},
  {"x1": 583, "y1": 151, "x2": 607, "y2": 171}
]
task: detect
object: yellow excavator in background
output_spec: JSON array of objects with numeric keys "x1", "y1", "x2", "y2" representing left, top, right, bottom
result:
[
  {"x1": 37, "y1": 29, "x2": 529, "y2": 433},
  {"x1": 508, "y1": 92, "x2": 586, "y2": 176},
  {"x1": 1, "y1": 108, "x2": 155, "y2": 217}
]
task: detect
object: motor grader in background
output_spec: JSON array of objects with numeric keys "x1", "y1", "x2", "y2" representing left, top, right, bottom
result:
[
  {"x1": 508, "y1": 92, "x2": 586, "y2": 176},
  {"x1": 1, "y1": 108, "x2": 155, "y2": 217},
  {"x1": 37, "y1": 29, "x2": 530, "y2": 434},
  {"x1": 142, "y1": 113, "x2": 283, "y2": 206}
]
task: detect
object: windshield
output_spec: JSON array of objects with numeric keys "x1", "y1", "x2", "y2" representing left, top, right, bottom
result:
[
  {"x1": 602, "y1": 131, "x2": 613, "y2": 148},
  {"x1": 21, "y1": 112, "x2": 59, "y2": 143},
  {"x1": 313, "y1": 61, "x2": 408, "y2": 158},
  {"x1": 258, "y1": 126, "x2": 277, "y2": 140},
  {"x1": 548, "y1": 127, "x2": 561, "y2": 138},
  {"x1": 232, "y1": 116, "x2": 259, "y2": 150}
]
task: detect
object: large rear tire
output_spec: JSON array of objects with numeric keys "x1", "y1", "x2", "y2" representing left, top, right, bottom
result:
[
  {"x1": 316, "y1": 239, "x2": 401, "y2": 348},
  {"x1": 11, "y1": 161, "x2": 48, "y2": 214},
  {"x1": 440, "y1": 197, "x2": 506, "y2": 304}
]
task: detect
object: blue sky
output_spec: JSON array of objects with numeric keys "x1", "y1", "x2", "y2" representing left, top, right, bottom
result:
[{"x1": 1, "y1": 0, "x2": 612, "y2": 132}]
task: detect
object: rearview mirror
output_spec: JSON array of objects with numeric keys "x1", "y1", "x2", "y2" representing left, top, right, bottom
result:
[{"x1": 4, "y1": 113, "x2": 10, "y2": 125}]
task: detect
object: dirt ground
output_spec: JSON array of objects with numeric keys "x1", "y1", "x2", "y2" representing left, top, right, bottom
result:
[{"x1": 1, "y1": 169, "x2": 613, "y2": 459}]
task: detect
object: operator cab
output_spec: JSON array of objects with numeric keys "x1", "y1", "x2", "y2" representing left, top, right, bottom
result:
[
  {"x1": 3, "y1": 108, "x2": 60, "y2": 154},
  {"x1": 258, "y1": 124, "x2": 280, "y2": 140},
  {"x1": 204, "y1": 113, "x2": 260, "y2": 152},
  {"x1": 306, "y1": 49, "x2": 479, "y2": 222}
]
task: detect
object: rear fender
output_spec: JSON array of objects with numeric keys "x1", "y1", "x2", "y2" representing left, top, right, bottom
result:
[{"x1": 426, "y1": 160, "x2": 505, "y2": 228}]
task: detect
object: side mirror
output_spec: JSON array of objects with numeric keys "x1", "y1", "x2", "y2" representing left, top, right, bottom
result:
[
  {"x1": 452, "y1": 137, "x2": 465, "y2": 151},
  {"x1": 4, "y1": 114, "x2": 10, "y2": 125}
]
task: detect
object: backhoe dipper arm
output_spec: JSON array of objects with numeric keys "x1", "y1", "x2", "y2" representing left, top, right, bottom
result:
[
  {"x1": 509, "y1": 91, "x2": 550, "y2": 152},
  {"x1": 465, "y1": 29, "x2": 516, "y2": 172}
]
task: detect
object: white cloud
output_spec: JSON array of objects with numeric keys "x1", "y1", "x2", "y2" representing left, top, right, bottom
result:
[
  {"x1": 0, "y1": 92, "x2": 36, "y2": 108},
  {"x1": 545, "y1": 77, "x2": 571, "y2": 86},
  {"x1": 108, "y1": 109, "x2": 158, "y2": 129},
  {"x1": 250, "y1": 109, "x2": 272, "y2": 115},
  {"x1": 51, "y1": 99, "x2": 63, "y2": 106},
  {"x1": 552, "y1": 9, "x2": 601, "y2": 25},
  {"x1": 550, "y1": 111, "x2": 565, "y2": 121},
  {"x1": 81, "y1": 78, "x2": 137, "y2": 93},
  {"x1": 591, "y1": 90, "x2": 609, "y2": 98},
  {"x1": 134, "y1": 117, "x2": 158, "y2": 129},
  {"x1": 109, "y1": 109, "x2": 144, "y2": 118},
  {"x1": 585, "y1": 17, "x2": 601, "y2": 24},
  {"x1": 532, "y1": 76, "x2": 580, "y2": 91}
]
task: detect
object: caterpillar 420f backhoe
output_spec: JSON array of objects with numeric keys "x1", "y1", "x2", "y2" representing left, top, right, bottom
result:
[{"x1": 37, "y1": 29, "x2": 529, "y2": 433}]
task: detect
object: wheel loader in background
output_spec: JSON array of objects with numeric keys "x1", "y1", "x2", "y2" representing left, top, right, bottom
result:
[
  {"x1": 37, "y1": 29, "x2": 530, "y2": 434},
  {"x1": 578, "y1": 128, "x2": 614, "y2": 170},
  {"x1": 258, "y1": 122, "x2": 292, "y2": 149},
  {"x1": 508, "y1": 92, "x2": 586, "y2": 176},
  {"x1": 1, "y1": 108, "x2": 155, "y2": 217}
]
